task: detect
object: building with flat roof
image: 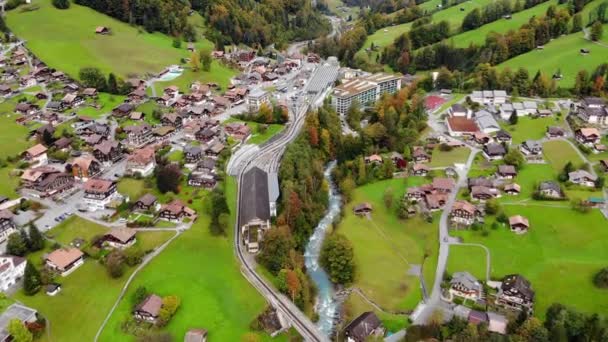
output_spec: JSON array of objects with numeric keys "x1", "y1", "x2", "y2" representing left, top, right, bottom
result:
[
  {"x1": 247, "y1": 89, "x2": 270, "y2": 112},
  {"x1": 331, "y1": 73, "x2": 401, "y2": 115}
]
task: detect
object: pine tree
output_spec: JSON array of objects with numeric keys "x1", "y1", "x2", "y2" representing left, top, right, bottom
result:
[
  {"x1": 509, "y1": 111, "x2": 518, "y2": 125},
  {"x1": 28, "y1": 224, "x2": 44, "y2": 252},
  {"x1": 23, "y1": 262, "x2": 41, "y2": 295},
  {"x1": 6, "y1": 232, "x2": 27, "y2": 257},
  {"x1": 107, "y1": 73, "x2": 118, "y2": 94},
  {"x1": 591, "y1": 21, "x2": 603, "y2": 41}
]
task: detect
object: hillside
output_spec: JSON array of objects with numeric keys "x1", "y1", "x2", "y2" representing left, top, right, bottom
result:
[
  {"x1": 498, "y1": 24, "x2": 608, "y2": 87},
  {"x1": 5, "y1": 0, "x2": 218, "y2": 79}
]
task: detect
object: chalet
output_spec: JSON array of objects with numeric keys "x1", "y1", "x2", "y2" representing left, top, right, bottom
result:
[
  {"x1": 82, "y1": 87, "x2": 98, "y2": 97},
  {"x1": 84, "y1": 134, "x2": 105, "y2": 146},
  {"x1": 152, "y1": 126, "x2": 176, "y2": 142},
  {"x1": 240, "y1": 167, "x2": 272, "y2": 253},
  {"x1": 495, "y1": 130, "x2": 512, "y2": 144},
  {"x1": 93, "y1": 140, "x2": 122, "y2": 164},
  {"x1": 126, "y1": 148, "x2": 156, "y2": 177},
  {"x1": 102, "y1": 228, "x2": 137, "y2": 249},
  {"x1": 538, "y1": 181, "x2": 563, "y2": 199},
  {"x1": 195, "y1": 127, "x2": 215, "y2": 143},
  {"x1": 468, "y1": 176, "x2": 494, "y2": 189},
  {"x1": 161, "y1": 113, "x2": 183, "y2": 129},
  {"x1": 23, "y1": 144, "x2": 48, "y2": 167},
  {"x1": 364, "y1": 154, "x2": 383, "y2": 165},
  {"x1": 112, "y1": 103, "x2": 134, "y2": 117},
  {"x1": 188, "y1": 171, "x2": 217, "y2": 189},
  {"x1": 83, "y1": 178, "x2": 119, "y2": 211},
  {"x1": 433, "y1": 177, "x2": 455, "y2": 193},
  {"x1": 224, "y1": 123, "x2": 251, "y2": 141},
  {"x1": 129, "y1": 111, "x2": 144, "y2": 121},
  {"x1": 95, "y1": 26, "x2": 110, "y2": 34},
  {"x1": 520, "y1": 140, "x2": 543, "y2": 156},
  {"x1": 0, "y1": 256, "x2": 25, "y2": 291},
  {"x1": 471, "y1": 185, "x2": 498, "y2": 202},
  {"x1": 35, "y1": 92, "x2": 48, "y2": 100},
  {"x1": 426, "y1": 193, "x2": 448, "y2": 210},
  {"x1": 450, "y1": 200, "x2": 481, "y2": 226},
  {"x1": 134, "y1": 294, "x2": 163, "y2": 323},
  {"x1": 51, "y1": 71, "x2": 66, "y2": 81},
  {"x1": 497, "y1": 165, "x2": 517, "y2": 179},
  {"x1": 187, "y1": 103, "x2": 214, "y2": 117},
  {"x1": 61, "y1": 93, "x2": 84, "y2": 107},
  {"x1": 483, "y1": 143, "x2": 506, "y2": 160},
  {"x1": 0, "y1": 210, "x2": 17, "y2": 244},
  {"x1": 128, "y1": 88, "x2": 146, "y2": 102},
  {"x1": 197, "y1": 157, "x2": 216, "y2": 173},
  {"x1": 344, "y1": 312, "x2": 384, "y2": 342},
  {"x1": 389, "y1": 152, "x2": 406, "y2": 169},
  {"x1": 546, "y1": 126, "x2": 565, "y2": 139},
  {"x1": 133, "y1": 193, "x2": 157, "y2": 212},
  {"x1": 15, "y1": 102, "x2": 38, "y2": 115},
  {"x1": 412, "y1": 147, "x2": 430, "y2": 163},
  {"x1": 20, "y1": 166, "x2": 74, "y2": 197},
  {"x1": 124, "y1": 123, "x2": 153, "y2": 148},
  {"x1": 446, "y1": 117, "x2": 479, "y2": 137},
  {"x1": 577, "y1": 97, "x2": 608, "y2": 126},
  {"x1": 473, "y1": 131, "x2": 491, "y2": 145},
  {"x1": 126, "y1": 78, "x2": 145, "y2": 90},
  {"x1": 509, "y1": 215, "x2": 529, "y2": 234},
  {"x1": 184, "y1": 145, "x2": 203, "y2": 164},
  {"x1": 53, "y1": 137, "x2": 72, "y2": 151},
  {"x1": 156, "y1": 94, "x2": 172, "y2": 107},
  {"x1": 496, "y1": 274, "x2": 534, "y2": 312},
  {"x1": 45, "y1": 248, "x2": 84, "y2": 276},
  {"x1": 353, "y1": 203, "x2": 373, "y2": 216},
  {"x1": 568, "y1": 170, "x2": 597, "y2": 187},
  {"x1": 406, "y1": 187, "x2": 426, "y2": 202},
  {"x1": 185, "y1": 329, "x2": 208, "y2": 342},
  {"x1": 46, "y1": 101, "x2": 65, "y2": 112},
  {"x1": 450, "y1": 271, "x2": 483, "y2": 301},
  {"x1": 448, "y1": 103, "x2": 470, "y2": 118},
  {"x1": 575, "y1": 127, "x2": 601, "y2": 146},
  {"x1": 158, "y1": 199, "x2": 196, "y2": 222},
  {"x1": 504, "y1": 183, "x2": 521, "y2": 195},
  {"x1": 70, "y1": 156, "x2": 101, "y2": 181},
  {"x1": 535, "y1": 109, "x2": 552, "y2": 118},
  {"x1": 64, "y1": 83, "x2": 79, "y2": 93},
  {"x1": 0, "y1": 85, "x2": 11, "y2": 96},
  {"x1": 409, "y1": 164, "x2": 428, "y2": 178},
  {"x1": 600, "y1": 160, "x2": 608, "y2": 172},
  {"x1": 212, "y1": 95, "x2": 232, "y2": 110}
]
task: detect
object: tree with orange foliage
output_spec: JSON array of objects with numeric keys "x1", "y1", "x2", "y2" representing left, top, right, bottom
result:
[{"x1": 286, "y1": 269, "x2": 301, "y2": 301}]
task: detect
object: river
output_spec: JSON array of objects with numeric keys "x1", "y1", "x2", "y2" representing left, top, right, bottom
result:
[{"x1": 304, "y1": 161, "x2": 342, "y2": 336}]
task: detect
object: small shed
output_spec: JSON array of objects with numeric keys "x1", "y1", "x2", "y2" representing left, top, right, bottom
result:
[{"x1": 353, "y1": 203, "x2": 373, "y2": 216}]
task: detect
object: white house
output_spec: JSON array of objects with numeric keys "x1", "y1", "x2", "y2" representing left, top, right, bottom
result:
[
  {"x1": 449, "y1": 103, "x2": 471, "y2": 118},
  {"x1": 83, "y1": 178, "x2": 121, "y2": 211},
  {"x1": 568, "y1": 170, "x2": 597, "y2": 187},
  {"x1": 125, "y1": 148, "x2": 156, "y2": 177},
  {"x1": 22, "y1": 144, "x2": 48, "y2": 167},
  {"x1": 0, "y1": 256, "x2": 26, "y2": 291}
]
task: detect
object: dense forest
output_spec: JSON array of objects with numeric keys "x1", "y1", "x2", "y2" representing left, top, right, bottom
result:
[
  {"x1": 193, "y1": 0, "x2": 331, "y2": 49},
  {"x1": 74, "y1": 0, "x2": 193, "y2": 37}
]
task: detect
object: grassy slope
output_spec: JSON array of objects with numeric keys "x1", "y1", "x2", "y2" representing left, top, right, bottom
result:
[
  {"x1": 224, "y1": 119, "x2": 285, "y2": 145},
  {"x1": 100, "y1": 177, "x2": 276, "y2": 341},
  {"x1": 500, "y1": 115, "x2": 565, "y2": 144},
  {"x1": 6, "y1": 0, "x2": 203, "y2": 79},
  {"x1": 543, "y1": 139, "x2": 584, "y2": 172},
  {"x1": 428, "y1": 147, "x2": 471, "y2": 168},
  {"x1": 339, "y1": 178, "x2": 439, "y2": 318},
  {"x1": 498, "y1": 25, "x2": 608, "y2": 88}
]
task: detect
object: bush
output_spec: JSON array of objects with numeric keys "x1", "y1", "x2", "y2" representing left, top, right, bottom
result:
[
  {"x1": 52, "y1": 0, "x2": 70, "y2": 9},
  {"x1": 594, "y1": 268, "x2": 608, "y2": 288},
  {"x1": 439, "y1": 143, "x2": 453, "y2": 152}
]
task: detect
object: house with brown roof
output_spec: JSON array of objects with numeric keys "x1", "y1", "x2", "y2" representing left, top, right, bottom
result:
[
  {"x1": 82, "y1": 88, "x2": 98, "y2": 97},
  {"x1": 575, "y1": 127, "x2": 601, "y2": 146},
  {"x1": 22, "y1": 144, "x2": 48, "y2": 167},
  {"x1": 126, "y1": 148, "x2": 156, "y2": 177},
  {"x1": 161, "y1": 113, "x2": 183, "y2": 129},
  {"x1": 496, "y1": 274, "x2": 535, "y2": 313},
  {"x1": 133, "y1": 193, "x2": 158, "y2": 212},
  {"x1": 546, "y1": 126, "x2": 565, "y2": 139},
  {"x1": 53, "y1": 137, "x2": 72, "y2": 151},
  {"x1": 483, "y1": 143, "x2": 506, "y2": 161},
  {"x1": 411, "y1": 163, "x2": 429, "y2": 176},
  {"x1": 364, "y1": 154, "x2": 383, "y2": 165},
  {"x1": 509, "y1": 215, "x2": 529, "y2": 234},
  {"x1": 95, "y1": 26, "x2": 110, "y2": 34},
  {"x1": 471, "y1": 185, "x2": 498, "y2": 202},
  {"x1": 69, "y1": 156, "x2": 101, "y2": 181},
  {"x1": 496, "y1": 165, "x2": 517, "y2": 179},
  {"x1": 93, "y1": 140, "x2": 122, "y2": 165},
  {"x1": 224, "y1": 123, "x2": 251, "y2": 141},
  {"x1": 188, "y1": 171, "x2": 216, "y2": 189},
  {"x1": 412, "y1": 146, "x2": 431, "y2": 163},
  {"x1": 45, "y1": 248, "x2": 84, "y2": 276},
  {"x1": 504, "y1": 183, "x2": 521, "y2": 195},
  {"x1": 83, "y1": 178, "x2": 120, "y2": 211},
  {"x1": 112, "y1": 103, "x2": 134, "y2": 117},
  {"x1": 134, "y1": 294, "x2": 163, "y2": 323},
  {"x1": 353, "y1": 203, "x2": 373, "y2": 216},
  {"x1": 449, "y1": 271, "x2": 483, "y2": 301},
  {"x1": 184, "y1": 329, "x2": 208, "y2": 342},
  {"x1": 0, "y1": 210, "x2": 17, "y2": 244},
  {"x1": 450, "y1": 200, "x2": 481, "y2": 227},
  {"x1": 343, "y1": 312, "x2": 384, "y2": 342},
  {"x1": 432, "y1": 178, "x2": 455, "y2": 193},
  {"x1": 158, "y1": 200, "x2": 196, "y2": 222},
  {"x1": 101, "y1": 228, "x2": 137, "y2": 249},
  {"x1": 124, "y1": 123, "x2": 153, "y2": 148},
  {"x1": 61, "y1": 93, "x2": 84, "y2": 108},
  {"x1": 446, "y1": 117, "x2": 479, "y2": 137},
  {"x1": 20, "y1": 166, "x2": 74, "y2": 197},
  {"x1": 128, "y1": 88, "x2": 147, "y2": 103}
]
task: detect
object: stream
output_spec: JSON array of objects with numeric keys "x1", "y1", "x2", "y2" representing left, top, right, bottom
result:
[{"x1": 304, "y1": 161, "x2": 342, "y2": 336}]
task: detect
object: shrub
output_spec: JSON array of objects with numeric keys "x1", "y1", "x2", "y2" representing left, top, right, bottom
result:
[
  {"x1": 594, "y1": 268, "x2": 608, "y2": 288},
  {"x1": 52, "y1": 0, "x2": 70, "y2": 9}
]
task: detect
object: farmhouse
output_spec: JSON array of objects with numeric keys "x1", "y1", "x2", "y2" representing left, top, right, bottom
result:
[
  {"x1": 93, "y1": 140, "x2": 122, "y2": 164},
  {"x1": 496, "y1": 274, "x2": 535, "y2": 312},
  {"x1": 126, "y1": 148, "x2": 156, "y2": 177},
  {"x1": 95, "y1": 26, "x2": 110, "y2": 34},
  {"x1": 353, "y1": 203, "x2": 373, "y2": 216},
  {"x1": 123, "y1": 123, "x2": 153, "y2": 148},
  {"x1": 102, "y1": 228, "x2": 137, "y2": 249},
  {"x1": 158, "y1": 200, "x2": 196, "y2": 222},
  {"x1": 0, "y1": 256, "x2": 25, "y2": 291},
  {"x1": 22, "y1": 144, "x2": 48, "y2": 167},
  {"x1": 483, "y1": 143, "x2": 506, "y2": 160},
  {"x1": 134, "y1": 294, "x2": 163, "y2": 323},
  {"x1": 450, "y1": 200, "x2": 481, "y2": 226},
  {"x1": 497, "y1": 165, "x2": 517, "y2": 179},
  {"x1": 133, "y1": 193, "x2": 157, "y2": 212},
  {"x1": 112, "y1": 103, "x2": 134, "y2": 117},
  {"x1": 0, "y1": 210, "x2": 17, "y2": 244},
  {"x1": 61, "y1": 93, "x2": 84, "y2": 108},
  {"x1": 412, "y1": 147, "x2": 430, "y2": 163},
  {"x1": 83, "y1": 178, "x2": 120, "y2": 211},
  {"x1": 520, "y1": 140, "x2": 543, "y2": 156},
  {"x1": 575, "y1": 128, "x2": 601, "y2": 146},
  {"x1": 568, "y1": 170, "x2": 597, "y2": 187},
  {"x1": 69, "y1": 156, "x2": 101, "y2": 181},
  {"x1": 471, "y1": 185, "x2": 498, "y2": 202},
  {"x1": 546, "y1": 126, "x2": 565, "y2": 139},
  {"x1": 450, "y1": 271, "x2": 483, "y2": 301},
  {"x1": 538, "y1": 181, "x2": 563, "y2": 199},
  {"x1": 509, "y1": 215, "x2": 530, "y2": 234},
  {"x1": 343, "y1": 312, "x2": 384, "y2": 342},
  {"x1": 45, "y1": 248, "x2": 84, "y2": 276},
  {"x1": 20, "y1": 166, "x2": 74, "y2": 197},
  {"x1": 412, "y1": 163, "x2": 429, "y2": 176},
  {"x1": 504, "y1": 183, "x2": 521, "y2": 195}
]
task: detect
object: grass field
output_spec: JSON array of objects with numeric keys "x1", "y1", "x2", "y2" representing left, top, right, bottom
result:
[
  {"x1": 224, "y1": 119, "x2": 284, "y2": 145},
  {"x1": 498, "y1": 25, "x2": 608, "y2": 88},
  {"x1": 500, "y1": 115, "x2": 565, "y2": 144},
  {"x1": 428, "y1": 147, "x2": 471, "y2": 167},
  {"x1": 14, "y1": 217, "x2": 173, "y2": 342},
  {"x1": 446, "y1": 0, "x2": 562, "y2": 48},
  {"x1": 338, "y1": 177, "x2": 439, "y2": 319},
  {"x1": 76, "y1": 93, "x2": 126, "y2": 119},
  {"x1": 543, "y1": 139, "x2": 584, "y2": 172},
  {"x1": 100, "y1": 177, "x2": 278, "y2": 341},
  {"x1": 0, "y1": 98, "x2": 35, "y2": 158},
  {"x1": 151, "y1": 63, "x2": 236, "y2": 95},
  {"x1": 449, "y1": 206, "x2": 608, "y2": 318},
  {"x1": 6, "y1": 0, "x2": 212, "y2": 79}
]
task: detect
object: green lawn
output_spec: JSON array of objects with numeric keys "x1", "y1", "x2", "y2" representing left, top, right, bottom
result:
[
  {"x1": 0, "y1": 166, "x2": 21, "y2": 198},
  {"x1": 498, "y1": 25, "x2": 608, "y2": 88},
  {"x1": 446, "y1": 0, "x2": 562, "y2": 48},
  {"x1": 76, "y1": 93, "x2": 126, "y2": 119},
  {"x1": 500, "y1": 115, "x2": 565, "y2": 144},
  {"x1": 151, "y1": 65, "x2": 236, "y2": 95},
  {"x1": 449, "y1": 206, "x2": 608, "y2": 318},
  {"x1": 44, "y1": 216, "x2": 108, "y2": 245},
  {"x1": 428, "y1": 147, "x2": 471, "y2": 168},
  {"x1": 224, "y1": 119, "x2": 285, "y2": 145},
  {"x1": 543, "y1": 139, "x2": 584, "y2": 172},
  {"x1": 338, "y1": 178, "x2": 439, "y2": 318},
  {"x1": 99, "y1": 177, "x2": 276, "y2": 341},
  {"x1": 446, "y1": 244, "x2": 488, "y2": 280},
  {"x1": 6, "y1": 0, "x2": 210, "y2": 79},
  {"x1": 0, "y1": 101, "x2": 35, "y2": 158}
]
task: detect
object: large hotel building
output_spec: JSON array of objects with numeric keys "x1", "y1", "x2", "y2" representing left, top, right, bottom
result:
[{"x1": 331, "y1": 73, "x2": 401, "y2": 115}]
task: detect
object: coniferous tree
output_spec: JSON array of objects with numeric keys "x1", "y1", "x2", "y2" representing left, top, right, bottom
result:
[
  {"x1": 28, "y1": 224, "x2": 44, "y2": 252},
  {"x1": 23, "y1": 262, "x2": 42, "y2": 295}
]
